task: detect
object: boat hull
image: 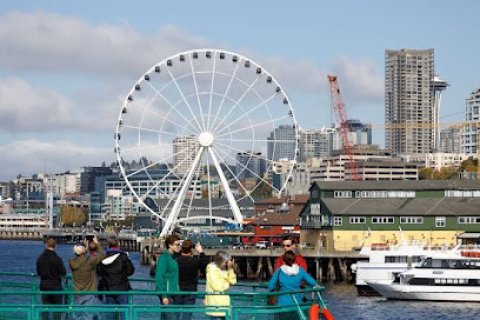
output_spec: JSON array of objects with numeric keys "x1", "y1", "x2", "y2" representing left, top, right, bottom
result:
[{"x1": 367, "y1": 281, "x2": 480, "y2": 302}]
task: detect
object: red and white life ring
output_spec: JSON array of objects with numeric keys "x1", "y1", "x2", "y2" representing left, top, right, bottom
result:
[{"x1": 309, "y1": 303, "x2": 335, "y2": 320}]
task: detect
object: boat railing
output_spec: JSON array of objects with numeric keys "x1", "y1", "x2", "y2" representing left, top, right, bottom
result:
[{"x1": 0, "y1": 272, "x2": 330, "y2": 320}]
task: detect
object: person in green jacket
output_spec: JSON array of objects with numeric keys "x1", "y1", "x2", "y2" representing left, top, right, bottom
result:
[
  {"x1": 69, "y1": 235, "x2": 106, "y2": 320},
  {"x1": 155, "y1": 234, "x2": 181, "y2": 320}
]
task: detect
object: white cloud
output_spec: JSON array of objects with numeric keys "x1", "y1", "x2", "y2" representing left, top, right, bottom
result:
[
  {"x1": 330, "y1": 55, "x2": 384, "y2": 103},
  {"x1": 0, "y1": 11, "x2": 383, "y2": 101},
  {"x1": 0, "y1": 139, "x2": 113, "y2": 180},
  {"x1": 0, "y1": 11, "x2": 212, "y2": 77}
]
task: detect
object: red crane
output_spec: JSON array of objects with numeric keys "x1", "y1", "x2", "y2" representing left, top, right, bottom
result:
[{"x1": 327, "y1": 75, "x2": 360, "y2": 180}]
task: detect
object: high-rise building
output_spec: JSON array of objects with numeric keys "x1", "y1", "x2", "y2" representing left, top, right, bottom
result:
[
  {"x1": 80, "y1": 167, "x2": 113, "y2": 195},
  {"x1": 267, "y1": 125, "x2": 297, "y2": 161},
  {"x1": 464, "y1": 88, "x2": 480, "y2": 157},
  {"x1": 236, "y1": 151, "x2": 267, "y2": 180},
  {"x1": 298, "y1": 128, "x2": 335, "y2": 161},
  {"x1": 173, "y1": 135, "x2": 197, "y2": 174},
  {"x1": 385, "y1": 49, "x2": 435, "y2": 154},
  {"x1": 331, "y1": 120, "x2": 372, "y2": 152},
  {"x1": 440, "y1": 126, "x2": 463, "y2": 154}
]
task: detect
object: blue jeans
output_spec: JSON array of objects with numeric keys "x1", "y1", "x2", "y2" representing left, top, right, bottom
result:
[
  {"x1": 74, "y1": 295, "x2": 103, "y2": 320},
  {"x1": 105, "y1": 295, "x2": 128, "y2": 320},
  {"x1": 170, "y1": 295, "x2": 196, "y2": 320}
]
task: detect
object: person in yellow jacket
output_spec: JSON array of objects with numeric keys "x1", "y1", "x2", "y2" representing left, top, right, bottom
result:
[{"x1": 205, "y1": 251, "x2": 237, "y2": 319}]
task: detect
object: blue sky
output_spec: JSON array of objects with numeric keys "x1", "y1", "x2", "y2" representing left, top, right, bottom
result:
[{"x1": 0, "y1": 0, "x2": 478, "y2": 180}]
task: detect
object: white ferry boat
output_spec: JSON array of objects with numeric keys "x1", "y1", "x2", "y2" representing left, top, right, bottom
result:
[
  {"x1": 367, "y1": 250, "x2": 480, "y2": 301},
  {"x1": 351, "y1": 241, "x2": 455, "y2": 295}
]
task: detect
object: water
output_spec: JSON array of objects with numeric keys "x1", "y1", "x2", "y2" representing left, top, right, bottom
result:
[{"x1": 1, "y1": 240, "x2": 479, "y2": 319}]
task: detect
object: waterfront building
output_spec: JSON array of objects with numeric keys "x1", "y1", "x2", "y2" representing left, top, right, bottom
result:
[
  {"x1": 385, "y1": 48, "x2": 436, "y2": 154},
  {"x1": 103, "y1": 189, "x2": 135, "y2": 221},
  {"x1": 0, "y1": 214, "x2": 48, "y2": 229},
  {"x1": 309, "y1": 145, "x2": 417, "y2": 181},
  {"x1": 440, "y1": 126, "x2": 464, "y2": 154},
  {"x1": 464, "y1": 88, "x2": 480, "y2": 157},
  {"x1": 332, "y1": 120, "x2": 372, "y2": 152},
  {"x1": 173, "y1": 135, "x2": 197, "y2": 174},
  {"x1": 44, "y1": 171, "x2": 81, "y2": 199},
  {"x1": 235, "y1": 151, "x2": 266, "y2": 180},
  {"x1": 299, "y1": 128, "x2": 335, "y2": 161},
  {"x1": 401, "y1": 152, "x2": 469, "y2": 171},
  {"x1": 300, "y1": 180, "x2": 480, "y2": 251},
  {"x1": 267, "y1": 125, "x2": 297, "y2": 161}
]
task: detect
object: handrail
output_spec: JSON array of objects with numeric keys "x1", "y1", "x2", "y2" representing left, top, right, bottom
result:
[{"x1": 0, "y1": 272, "x2": 330, "y2": 320}]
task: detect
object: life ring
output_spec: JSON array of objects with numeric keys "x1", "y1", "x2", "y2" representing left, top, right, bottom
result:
[{"x1": 309, "y1": 303, "x2": 335, "y2": 320}]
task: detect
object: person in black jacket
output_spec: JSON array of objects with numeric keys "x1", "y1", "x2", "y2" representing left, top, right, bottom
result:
[
  {"x1": 173, "y1": 239, "x2": 210, "y2": 320},
  {"x1": 36, "y1": 238, "x2": 66, "y2": 320},
  {"x1": 97, "y1": 237, "x2": 134, "y2": 320}
]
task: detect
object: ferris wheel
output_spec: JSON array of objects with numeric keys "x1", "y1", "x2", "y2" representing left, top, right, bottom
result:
[{"x1": 114, "y1": 49, "x2": 299, "y2": 237}]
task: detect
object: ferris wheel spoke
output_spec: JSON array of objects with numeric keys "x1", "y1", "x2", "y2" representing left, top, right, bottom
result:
[
  {"x1": 210, "y1": 75, "x2": 262, "y2": 134},
  {"x1": 206, "y1": 51, "x2": 217, "y2": 132},
  {"x1": 214, "y1": 92, "x2": 279, "y2": 136},
  {"x1": 143, "y1": 80, "x2": 202, "y2": 134},
  {"x1": 165, "y1": 68, "x2": 204, "y2": 133},
  {"x1": 216, "y1": 115, "x2": 290, "y2": 138},
  {"x1": 209, "y1": 61, "x2": 240, "y2": 132},
  {"x1": 214, "y1": 141, "x2": 277, "y2": 165},
  {"x1": 161, "y1": 147, "x2": 205, "y2": 237},
  {"x1": 214, "y1": 146, "x2": 278, "y2": 192},
  {"x1": 125, "y1": 144, "x2": 196, "y2": 179},
  {"x1": 189, "y1": 57, "x2": 207, "y2": 132},
  {"x1": 122, "y1": 124, "x2": 185, "y2": 137},
  {"x1": 211, "y1": 147, "x2": 255, "y2": 202},
  {"x1": 185, "y1": 159, "x2": 203, "y2": 221},
  {"x1": 216, "y1": 138, "x2": 296, "y2": 144},
  {"x1": 140, "y1": 145, "x2": 201, "y2": 200},
  {"x1": 132, "y1": 100, "x2": 198, "y2": 135},
  {"x1": 206, "y1": 153, "x2": 214, "y2": 221}
]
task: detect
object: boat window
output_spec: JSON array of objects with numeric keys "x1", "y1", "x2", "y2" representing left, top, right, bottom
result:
[{"x1": 385, "y1": 256, "x2": 407, "y2": 263}]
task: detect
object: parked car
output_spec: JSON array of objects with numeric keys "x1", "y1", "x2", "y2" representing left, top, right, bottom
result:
[
  {"x1": 231, "y1": 242, "x2": 246, "y2": 250},
  {"x1": 255, "y1": 241, "x2": 271, "y2": 249}
]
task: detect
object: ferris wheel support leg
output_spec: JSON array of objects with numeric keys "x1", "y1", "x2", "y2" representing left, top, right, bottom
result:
[
  {"x1": 208, "y1": 148, "x2": 244, "y2": 225},
  {"x1": 160, "y1": 147, "x2": 204, "y2": 238}
]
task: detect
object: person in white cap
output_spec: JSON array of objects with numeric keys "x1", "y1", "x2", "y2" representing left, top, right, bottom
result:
[{"x1": 69, "y1": 235, "x2": 105, "y2": 320}]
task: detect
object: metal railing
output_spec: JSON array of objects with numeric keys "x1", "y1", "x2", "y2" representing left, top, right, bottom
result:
[{"x1": 0, "y1": 272, "x2": 330, "y2": 320}]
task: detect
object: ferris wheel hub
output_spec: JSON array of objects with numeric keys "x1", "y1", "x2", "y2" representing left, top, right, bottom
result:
[{"x1": 198, "y1": 132, "x2": 214, "y2": 147}]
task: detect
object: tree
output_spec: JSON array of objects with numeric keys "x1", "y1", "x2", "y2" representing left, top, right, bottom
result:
[{"x1": 59, "y1": 205, "x2": 87, "y2": 226}]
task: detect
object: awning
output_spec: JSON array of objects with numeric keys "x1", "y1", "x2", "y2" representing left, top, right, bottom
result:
[{"x1": 457, "y1": 232, "x2": 480, "y2": 239}]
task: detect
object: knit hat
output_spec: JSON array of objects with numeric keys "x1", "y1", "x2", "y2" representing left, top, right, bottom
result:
[{"x1": 73, "y1": 243, "x2": 86, "y2": 255}]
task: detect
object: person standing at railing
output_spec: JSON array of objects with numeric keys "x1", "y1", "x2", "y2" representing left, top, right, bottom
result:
[
  {"x1": 97, "y1": 236, "x2": 135, "y2": 320},
  {"x1": 155, "y1": 234, "x2": 181, "y2": 320},
  {"x1": 36, "y1": 237, "x2": 67, "y2": 320},
  {"x1": 69, "y1": 235, "x2": 106, "y2": 320},
  {"x1": 268, "y1": 251, "x2": 317, "y2": 320},
  {"x1": 274, "y1": 235, "x2": 307, "y2": 271},
  {"x1": 205, "y1": 251, "x2": 237, "y2": 320},
  {"x1": 174, "y1": 240, "x2": 210, "y2": 320}
]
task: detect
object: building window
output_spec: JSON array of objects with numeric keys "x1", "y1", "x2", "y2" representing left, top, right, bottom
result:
[
  {"x1": 334, "y1": 191, "x2": 352, "y2": 198},
  {"x1": 400, "y1": 216, "x2": 424, "y2": 224},
  {"x1": 371, "y1": 216, "x2": 395, "y2": 224},
  {"x1": 311, "y1": 190, "x2": 319, "y2": 199},
  {"x1": 349, "y1": 216, "x2": 366, "y2": 224},
  {"x1": 310, "y1": 203, "x2": 320, "y2": 215},
  {"x1": 435, "y1": 216, "x2": 446, "y2": 228},
  {"x1": 458, "y1": 216, "x2": 480, "y2": 224},
  {"x1": 445, "y1": 190, "x2": 480, "y2": 197},
  {"x1": 354, "y1": 190, "x2": 415, "y2": 198},
  {"x1": 334, "y1": 217, "x2": 342, "y2": 226}
]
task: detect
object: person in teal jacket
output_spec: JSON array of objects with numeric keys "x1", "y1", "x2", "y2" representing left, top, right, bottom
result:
[
  {"x1": 267, "y1": 250, "x2": 317, "y2": 320},
  {"x1": 156, "y1": 234, "x2": 181, "y2": 320}
]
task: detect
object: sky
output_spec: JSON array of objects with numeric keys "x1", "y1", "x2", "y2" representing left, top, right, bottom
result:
[{"x1": 0, "y1": 0, "x2": 479, "y2": 180}]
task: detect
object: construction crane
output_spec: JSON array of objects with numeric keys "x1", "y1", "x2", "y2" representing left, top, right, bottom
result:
[{"x1": 327, "y1": 75, "x2": 361, "y2": 180}]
